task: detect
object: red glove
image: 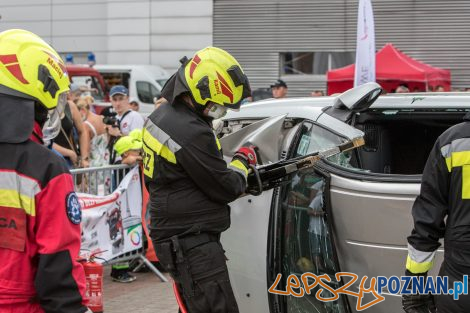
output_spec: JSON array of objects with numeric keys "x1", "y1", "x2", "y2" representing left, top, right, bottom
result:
[{"x1": 233, "y1": 145, "x2": 258, "y2": 167}]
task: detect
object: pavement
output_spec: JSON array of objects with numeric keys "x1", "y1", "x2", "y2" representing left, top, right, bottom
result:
[{"x1": 103, "y1": 265, "x2": 178, "y2": 313}]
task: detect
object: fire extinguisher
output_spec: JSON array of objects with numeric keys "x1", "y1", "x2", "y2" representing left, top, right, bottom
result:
[{"x1": 82, "y1": 253, "x2": 104, "y2": 313}]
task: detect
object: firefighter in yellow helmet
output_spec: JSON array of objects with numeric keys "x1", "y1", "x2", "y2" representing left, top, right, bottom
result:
[
  {"x1": 0, "y1": 29, "x2": 90, "y2": 312},
  {"x1": 143, "y1": 47, "x2": 256, "y2": 313}
]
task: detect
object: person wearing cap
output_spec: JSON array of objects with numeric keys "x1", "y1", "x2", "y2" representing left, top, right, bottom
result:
[
  {"x1": 106, "y1": 85, "x2": 145, "y2": 163},
  {"x1": 271, "y1": 79, "x2": 288, "y2": 98},
  {"x1": 129, "y1": 98, "x2": 139, "y2": 112}
]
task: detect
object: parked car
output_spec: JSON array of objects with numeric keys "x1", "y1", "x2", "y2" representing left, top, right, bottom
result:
[
  {"x1": 94, "y1": 64, "x2": 169, "y2": 115},
  {"x1": 66, "y1": 65, "x2": 107, "y2": 102},
  {"x1": 219, "y1": 84, "x2": 469, "y2": 313}
]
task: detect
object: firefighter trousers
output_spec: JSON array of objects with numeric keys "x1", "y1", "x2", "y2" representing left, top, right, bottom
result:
[{"x1": 155, "y1": 233, "x2": 239, "y2": 313}]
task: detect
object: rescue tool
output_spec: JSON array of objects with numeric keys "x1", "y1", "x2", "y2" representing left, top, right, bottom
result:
[{"x1": 246, "y1": 137, "x2": 365, "y2": 195}]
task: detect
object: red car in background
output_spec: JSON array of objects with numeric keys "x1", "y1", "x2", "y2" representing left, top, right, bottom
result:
[{"x1": 66, "y1": 65, "x2": 110, "y2": 114}]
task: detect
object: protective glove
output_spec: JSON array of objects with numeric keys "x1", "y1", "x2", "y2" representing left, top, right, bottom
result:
[
  {"x1": 402, "y1": 293, "x2": 436, "y2": 313},
  {"x1": 402, "y1": 270, "x2": 436, "y2": 313},
  {"x1": 232, "y1": 145, "x2": 258, "y2": 168}
]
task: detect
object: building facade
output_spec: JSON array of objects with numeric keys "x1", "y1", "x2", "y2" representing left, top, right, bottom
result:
[
  {"x1": 0, "y1": 0, "x2": 212, "y2": 74},
  {"x1": 214, "y1": 0, "x2": 470, "y2": 96},
  {"x1": 1, "y1": 0, "x2": 470, "y2": 96}
]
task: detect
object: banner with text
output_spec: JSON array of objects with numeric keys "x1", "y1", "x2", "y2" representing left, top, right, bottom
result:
[
  {"x1": 354, "y1": 0, "x2": 376, "y2": 87},
  {"x1": 79, "y1": 166, "x2": 143, "y2": 263}
]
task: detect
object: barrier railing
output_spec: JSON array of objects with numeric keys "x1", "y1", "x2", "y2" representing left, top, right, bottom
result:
[
  {"x1": 71, "y1": 164, "x2": 130, "y2": 196},
  {"x1": 71, "y1": 165, "x2": 168, "y2": 282}
]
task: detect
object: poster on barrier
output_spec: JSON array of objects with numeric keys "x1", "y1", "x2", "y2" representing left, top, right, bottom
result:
[{"x1": 79, "y1": 166, "x2": 143, "y2": 263}]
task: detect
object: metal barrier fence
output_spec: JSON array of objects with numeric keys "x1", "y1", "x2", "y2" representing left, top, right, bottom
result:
[
  {"x1": 70, "y1": 164, "x2": 168, "y2": 282},
  {"x1": 71, "y1": 164, "x2": 131, "y2": 196}
]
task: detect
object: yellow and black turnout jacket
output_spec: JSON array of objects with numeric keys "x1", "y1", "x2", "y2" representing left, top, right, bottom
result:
[{"x1": 142, "y1": 99, "x2": 247, "y2": 242}]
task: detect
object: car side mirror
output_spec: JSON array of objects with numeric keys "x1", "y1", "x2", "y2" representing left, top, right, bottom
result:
[{"x1": 333, "y1": 82, "x2": 382, "y2": 112}]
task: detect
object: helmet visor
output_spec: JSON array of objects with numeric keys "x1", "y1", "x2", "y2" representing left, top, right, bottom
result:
[
  {"x1": 206, "y1": 102, "x2": 228, "y2": 119},
  {"x1": 42, "y1": 92, "x2": 67, "y2": 142}
]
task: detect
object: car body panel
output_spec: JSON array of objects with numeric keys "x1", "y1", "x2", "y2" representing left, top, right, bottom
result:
[
  {"x1": 220, "y1": 115, "x2": 287, "y2": 164},
  {"x1": 222, "y1": 190, "x2": 274, "y2": 313},
  {"x1": 327, "y1": 171, "x2": 444, "y2": 312}
]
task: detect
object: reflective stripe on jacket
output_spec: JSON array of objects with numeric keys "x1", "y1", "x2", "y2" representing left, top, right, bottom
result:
[
  {"x1": 407, "y1": 114, "x2": 470, "y2": 275},
  {"x1": 143, "y1": 100, "x2": 247, "y2": 242}
]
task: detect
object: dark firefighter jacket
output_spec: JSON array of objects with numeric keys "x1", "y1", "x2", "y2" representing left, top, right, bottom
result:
[
  {"x1": 0, "y1": 123, "x2": 88, "y2": 313},
  {"x1": 407, "y1": 114, "x2": 470, "y2": 278},
  {"x1": 143, "y1": 99, "x2": 248, "y2": 242}
]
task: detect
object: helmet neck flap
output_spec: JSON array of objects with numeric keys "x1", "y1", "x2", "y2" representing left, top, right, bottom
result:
[{"x1": 0, "y1": 93, "x2": 34, "y2": 143}]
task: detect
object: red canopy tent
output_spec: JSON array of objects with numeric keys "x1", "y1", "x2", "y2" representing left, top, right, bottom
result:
[{"x1": 326, "y1": 43, "x2": 451, "y2": 95}]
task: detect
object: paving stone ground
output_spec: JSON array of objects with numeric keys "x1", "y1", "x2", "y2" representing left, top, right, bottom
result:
[{"x1": 102, "y1": 266, "x2": 178, "y2": 313}]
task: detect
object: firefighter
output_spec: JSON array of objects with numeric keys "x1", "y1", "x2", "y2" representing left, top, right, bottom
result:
[
  {"x1": 0, "y1": 29, "x2": 90, "y2": 312},
  {"x1": 142, "y1": 46, "x2": 254, "y2": 313},
  {"x1": 402, "y1": 115, "x2": 470, "y2": 312}
]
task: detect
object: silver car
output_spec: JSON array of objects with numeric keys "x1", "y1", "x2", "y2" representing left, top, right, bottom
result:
[{"x1": 219, "y1": 84, "x2": 470, "y2": 313}]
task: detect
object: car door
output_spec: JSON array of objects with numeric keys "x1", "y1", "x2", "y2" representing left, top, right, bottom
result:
[
  {"x1": 270, "y1": 119, "x2": 360, "y2": 313},
  {"x1": 221, "y1": 114, "x2": 366, "y2": 313},
  {"x1": 309, "y1": 158, "x2": 444, "y2": 313}
]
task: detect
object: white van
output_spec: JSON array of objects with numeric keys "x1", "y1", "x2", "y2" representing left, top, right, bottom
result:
[{"x1": 94, "y1": 65, "x2": 170, "y2": 115}]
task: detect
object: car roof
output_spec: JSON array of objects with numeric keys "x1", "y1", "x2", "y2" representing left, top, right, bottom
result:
[
  {"x1": 66, "y1": 65, "x2": 101, "y2": 76},
  {"x1": 227, "y1": 93, "x2": 470, "y2": 120},
  {"x1": 226, "y1": 97, "x2": 330, "y2": 120}
]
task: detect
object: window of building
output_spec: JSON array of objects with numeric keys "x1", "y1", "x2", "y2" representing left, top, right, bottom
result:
[{"x1": 281, "y1": 52, "x2": 355, "y2": 75}]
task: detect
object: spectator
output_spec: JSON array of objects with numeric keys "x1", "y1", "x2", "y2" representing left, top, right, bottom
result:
[
  {"x1": 113, "y1": 130, "x2": 143, "y2": 166},
  {"x1": 311, "y1": 90, "x2": 325, "y2": 97},
  {"x1": 154, "y1": 97, "x2": 168, "y2": 109},
  {"x1": 271, "y1": 79, "x2": 288, "y2": 98},
  {"x1": 434, "y1": 85, "x2": 445, "y2": 92},
  {"x1": 106, "y1": 86, "x2": 144, "y2": 282},
  {"x1": 395, "y1": 84, "x2": 410, "y2": 93},
  {"x1": 108, "y1": 129, "x2": 143, "y2": 282},
  {"x1": 106, "y1": 85, "x2": 144, "y2": 138},
  {"x1": 53, "y1": 90, "x2": 90, "y2": 168},
  {"x1": 129, "y1": 99, "x2": 139, "y2": 112},
  {"x1": 69, "y1": 83, "x2": 83, "y2": 101},
  {"x1": 76, "y1": 97, "x2": 109, "y2": 167}
]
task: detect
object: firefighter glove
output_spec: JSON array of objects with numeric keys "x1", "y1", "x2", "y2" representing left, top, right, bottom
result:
[
  {"x1": 402, "y1": 293, "x2": 436, "y2": 313},
  {"x1": 233, "y1": 145, "x2": 258, "y2": 167}
]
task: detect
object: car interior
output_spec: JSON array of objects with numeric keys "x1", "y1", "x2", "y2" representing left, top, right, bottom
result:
[{"x1": 349, "y1": 109, "x2": 467, "y2": 175}]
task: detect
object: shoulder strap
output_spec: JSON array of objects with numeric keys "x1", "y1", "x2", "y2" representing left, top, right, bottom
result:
[
  {"x1": 84, "y1": 120, "x2": 97, "y2": 137},
  {"x1": 118, "y1": 110, "x2": 133, "y2": 127}
]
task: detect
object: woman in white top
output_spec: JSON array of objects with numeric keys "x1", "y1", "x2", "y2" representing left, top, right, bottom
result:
[{"x1": 76, "y1": 97, "x2": 110, "y2": 194}]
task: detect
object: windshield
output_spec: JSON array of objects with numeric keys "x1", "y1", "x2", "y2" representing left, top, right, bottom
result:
[
  {"x1": 71, "y1": 75, "x2": 105, "y2": 102},
  {"x1": 156, "y1": 79, "x2": 168, "y2": 89}
]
